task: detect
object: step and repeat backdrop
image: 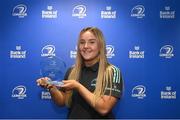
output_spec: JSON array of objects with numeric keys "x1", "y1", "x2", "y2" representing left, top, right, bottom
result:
[{"x1": 0, "y1": 0, "x2": 180, "y2": 119}]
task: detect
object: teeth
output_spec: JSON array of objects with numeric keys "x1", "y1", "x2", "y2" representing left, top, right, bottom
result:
[{"x1": 85, "y1": 51, "x2": 90, "y2": 53}]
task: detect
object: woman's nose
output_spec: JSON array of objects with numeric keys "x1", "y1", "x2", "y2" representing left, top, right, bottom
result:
[{"x1": 84, "y1": 42, "x2": 89, "y2": 48}]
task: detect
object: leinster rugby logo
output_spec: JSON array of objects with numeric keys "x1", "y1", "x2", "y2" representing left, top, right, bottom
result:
[
  {"x1": 12, "y1": 4, "x2": 27, "y2": 18},
  {"x1": 159, "y1": 45, "x2": 174, "y2": 58},
  {"x1": 131, "y1": 5, "x2": 145, "y2": 18},
  {"x1": 72, "y1": 5, "x2": 87, "y2": 18},
  {"x1": 12, "y1": 85, "x2": 27, "y2": 99},
  {"x1": 41, "y1": 45, "x2": 56, "y2": 57},
  {"x1": 106, "y1": 45, "x2": 115, "y2": 58},
  {"x1": 132, "y1": 85, "x2": 146, "y2": 99}
]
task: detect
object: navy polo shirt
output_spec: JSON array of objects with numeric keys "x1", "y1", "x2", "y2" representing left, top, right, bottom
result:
[{"x1": 64, "y1": 62, "x2": 123, "y2": 119}]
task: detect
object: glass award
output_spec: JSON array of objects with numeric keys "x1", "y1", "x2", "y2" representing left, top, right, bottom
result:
[{"x1": 40, "y1": 55, "x2": 66, "y2": 87}]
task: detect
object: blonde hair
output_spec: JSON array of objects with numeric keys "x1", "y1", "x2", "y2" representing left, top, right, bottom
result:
[{"x1": 65, "y1": 27, "x2": 114, "y2": 107}]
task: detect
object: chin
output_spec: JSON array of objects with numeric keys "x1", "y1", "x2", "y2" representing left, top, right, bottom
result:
[
  {"x1": 82, "y1": 55, "x2": 91, "y2": 59},
  {"x1": 83, "y1": 57, "x2": 92, "y2": 61}
]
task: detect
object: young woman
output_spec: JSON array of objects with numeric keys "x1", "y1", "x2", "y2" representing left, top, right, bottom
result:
[{"x1": 37, "y1": 27, "x2": 123, "y2": 119}]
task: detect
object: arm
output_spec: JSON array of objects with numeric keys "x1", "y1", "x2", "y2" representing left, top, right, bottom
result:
[
  {"x1": 36, "y1": 77, "x2": 66, "y2": 106},
  {"x1": 62, "y1": 80, "x2": 118, "y2": 116},
  {"x1": 78, "y1": 83, "x2": 117, "y2": 115},
  {"x1": 49, "y1": 86, "x2": 66, "y2": 106}
]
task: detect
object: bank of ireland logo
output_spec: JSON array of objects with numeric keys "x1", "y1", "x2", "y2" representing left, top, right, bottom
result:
[
  {"x1": 12, "y1": 4, "x2": 27, "y2": 18},
  {"x1": 70, "y1": 46, "x2": 77, "y2": 59},
  {"x1": 132, "y1": 85, "x2": 146, "y2": 99},
  {"x1": 159, "y1": 45, "x2": 174, "y2": 58},
  {"x1": 161, "y1": 86, "x2": 176, "y2": 99},
  {"x1": 101, "y1": 6, "x2": 116, "y2": 19},
  {"x1": 131, "y1": 5, "x2": 145, "y2": 18},
  {"x1": 160, "y1": 6, "x2": 175, "y2": 19},
  {"x1": 42, "y1": 5, "x2": 58, "y2": 19},
  {"x1": 41, "y1": 91, "x2": 51, "y2": 99},
  {"x1": 72, "y1": 5, "x2": 87, "y2": 18},
  {"x1": 106, "y1": 45, "x2": 115, "y2": 58},
  {"x1": 129, "y1": 46, "x2": 145, "y2": 59},
  {"x1": 10, "y1": 45, "x2": 26, "y2": 59},
  {"x1": 41, "y1": 45, "x2": 56, "y2": 57},
  {"x1": 12, "y1": 85, "x2": 27, "y2": 99}
]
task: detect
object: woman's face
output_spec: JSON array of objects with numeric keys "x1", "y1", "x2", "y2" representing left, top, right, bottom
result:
[{"x1": 79, "y1": 31, "x2": 100, "y2": 65}]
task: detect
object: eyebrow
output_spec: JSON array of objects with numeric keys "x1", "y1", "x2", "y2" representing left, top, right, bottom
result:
[
  {"x1": 80, "y1": 39, "x2": 96, "y2": 41},
  {"x1": 89, "y1": 39, "x2": 96, "y2": 41}
]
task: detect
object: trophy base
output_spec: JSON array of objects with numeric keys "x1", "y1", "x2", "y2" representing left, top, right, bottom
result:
[{"x1": 47, "y1": 79, "x2": 64, "y2": 87}]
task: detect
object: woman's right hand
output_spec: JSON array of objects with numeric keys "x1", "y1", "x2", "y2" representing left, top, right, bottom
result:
[
  {"x1": 37, "y1": 77, "x2": 66, "y2": 106},
  {"x1": 36, "y1": 77, "x2": 54, "y2": 90}
]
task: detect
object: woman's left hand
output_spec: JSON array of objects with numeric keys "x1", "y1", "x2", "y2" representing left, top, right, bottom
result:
[{"x1": 61, "y1": 80, "x2": 80, "y2": 91}]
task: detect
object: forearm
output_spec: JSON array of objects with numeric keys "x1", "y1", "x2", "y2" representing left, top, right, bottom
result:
[
  {"x1": 36, "y1": 77, "x2": 66, "y2": 106},
  {"x1": 77, "y1": 84, "x2": 95, "y2": 107},
  {"x1": 61, "y1": 80, "x2": 117, "y2": 115},
  {"x1": 49, "y1": 87, "x2": 66, "y2": 106},
  {"x1": 77, "y1": 84, "x2": 114, "y2": 115}
]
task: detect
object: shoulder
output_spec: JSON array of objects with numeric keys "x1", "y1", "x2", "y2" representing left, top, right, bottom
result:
[
  {"x1": 107, "y1": 64, "x2": 121, "y2": 73},
  {"x1": 107, "y1": 64, "x2": 122, "y2": 83}
]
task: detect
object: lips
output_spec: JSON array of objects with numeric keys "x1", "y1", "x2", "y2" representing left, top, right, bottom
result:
[
  {"x1": 82, "y1": 50, "x2": 92, "y2": 54},
  {"x1": 81, "y1": 51, "x2": 92, "y2": 58}
]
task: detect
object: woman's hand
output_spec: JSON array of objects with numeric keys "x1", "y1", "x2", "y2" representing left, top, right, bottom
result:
[
  {"x1": 36, "y1": 77, "x2": 55, "y2": 90},
  {"x1": 37, "y1": 77, "x2": 66, "y2": 106},
  {"x1": 61, "y1": 80, "x2": 80, "y2": 91}
]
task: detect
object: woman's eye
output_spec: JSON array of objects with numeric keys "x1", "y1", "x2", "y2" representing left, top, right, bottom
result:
[
  {"x1": 90, "y1": 41, "x2": 95, "y2": 44},
  {"x1": 80, "y1": 41, "x2": 85, "y2": 44}
]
